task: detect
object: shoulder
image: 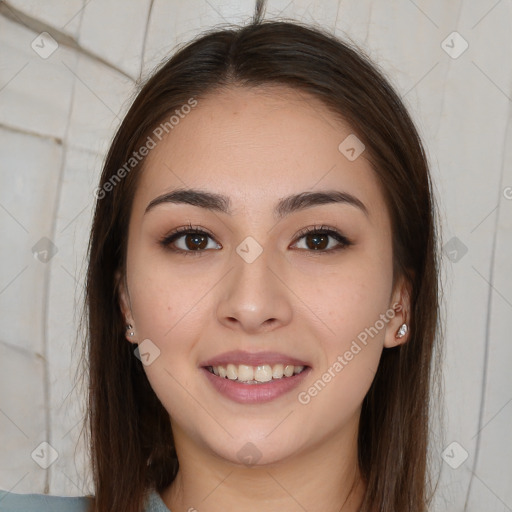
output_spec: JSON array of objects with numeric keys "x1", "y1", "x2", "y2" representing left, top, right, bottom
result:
[
  {"x1": 144, "y1": 487, "x2": 171, "y2": 512},
  {"x1": 0, "y1": 490, "x2": 93, "y2": 512},
  {"x1": 0, "y1": 487, "x2": 170, "y2": 512}
]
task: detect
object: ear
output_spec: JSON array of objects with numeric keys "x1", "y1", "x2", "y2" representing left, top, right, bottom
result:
[
  {"x1": 115, "y1": 269, "x2": 137, "y2": 344},
  {"x1": 383, "y1": 273, "x2": 412, "y2": 348}
]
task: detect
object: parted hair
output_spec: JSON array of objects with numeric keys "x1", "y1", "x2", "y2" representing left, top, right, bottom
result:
[{"x1": 79, "y1": 15, "x2": 443, "y2": 512}]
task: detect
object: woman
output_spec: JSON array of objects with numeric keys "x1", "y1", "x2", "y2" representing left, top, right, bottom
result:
[{"x1": 1, "y1": 16, "x2": 442, "y2": 512}]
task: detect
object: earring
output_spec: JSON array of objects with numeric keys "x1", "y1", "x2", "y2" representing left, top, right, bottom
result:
[
  {"x1": 126, "y1": 324, "x2": 134, "y2": 336},
  {"x1": 396, "y1": 323, "x2": 408, "y2": 339}
]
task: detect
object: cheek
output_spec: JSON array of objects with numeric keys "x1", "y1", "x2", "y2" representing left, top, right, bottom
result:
[
  {"x1": 126, "y1": 248, "x2": 210, "y2": 382},
  {"x1": 127, "y1": 244, "x2": 208, "y2": 338},
  {"x1": 292, "y1": 245, "x2": 393, "y2": 333},
  {"x1": 130, "y1": 265, "x2": 202, "y2": 421},
  {"x1": 295, "y1": 268, "x2": 390, "y2": 422},
  {"x1": 292, "y1": 246, "x2": 393, "y2": 402}
]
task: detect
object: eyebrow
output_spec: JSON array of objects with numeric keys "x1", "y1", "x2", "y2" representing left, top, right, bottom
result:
[{"x1": 144, "y1": 187, "x2": 369, "y2": 219}]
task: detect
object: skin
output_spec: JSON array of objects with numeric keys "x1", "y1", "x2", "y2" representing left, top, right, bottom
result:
[{"x1": 117, "y1": 85, "x2": 410, "y2": 512}]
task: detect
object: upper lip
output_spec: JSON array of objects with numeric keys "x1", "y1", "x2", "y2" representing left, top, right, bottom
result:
[{"x1": 199, "y1": 350, "x2": 310, "y2": 368}]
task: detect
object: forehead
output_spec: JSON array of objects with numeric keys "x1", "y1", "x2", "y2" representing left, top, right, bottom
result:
[{"x1": 132, "y1": 85, "x2": 387, "y2": 221}]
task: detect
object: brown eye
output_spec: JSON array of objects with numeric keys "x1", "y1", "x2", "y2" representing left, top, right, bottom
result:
[
  {"x1": 181, "y1": 232, "x2": 209, "y2": 250},
  {"x1": 304, "y1": 232, "x2": 329, "y2": 250},
  {"x1": 292, "y1": 225, "x2": 352, "y2": 253},
  {"x1": 160, "y1": 226, "x2": 221, "y2": 255}
]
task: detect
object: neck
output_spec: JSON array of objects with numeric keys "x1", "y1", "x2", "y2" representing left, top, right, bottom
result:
[{"x1": 161, "y1": 419, "x2": 366, "y2": 512}]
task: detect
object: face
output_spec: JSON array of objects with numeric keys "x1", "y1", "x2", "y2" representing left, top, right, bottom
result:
[{"x1": 118, "y1": 86, "x2": 409, "y2": 466}]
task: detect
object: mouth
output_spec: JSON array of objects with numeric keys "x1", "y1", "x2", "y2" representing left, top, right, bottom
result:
[
  {"x1": 199, "y1": 350, "x2": 311, "y2": 403},
  {"x1": 204, "y1": 363, "x2": 308, "y2": 384}
]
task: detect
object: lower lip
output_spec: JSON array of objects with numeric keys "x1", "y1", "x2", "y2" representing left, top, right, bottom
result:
[{"x1": 201, "y1": 367, "x2": 311, "y2": 404}]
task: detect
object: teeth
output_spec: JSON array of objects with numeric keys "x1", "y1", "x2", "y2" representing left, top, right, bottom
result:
[
  {"x1": 272, "y1": 363, "x2": 284, "y2": 379},
  {"x1": 226, "y1": 363, "x2": 237, "y2": 380},
  {"x1": 208, "y1": 363, "x2": 305, "y2": 383},
  {"x1": 238, "y1": 364, "x2": 254, "y2": 381},
  {"x1": 254, "y1": 365, "x2": 272, "y2": 382},
  {"x1": 284, "y1": 364, "x2": 294, "y2": 377}
]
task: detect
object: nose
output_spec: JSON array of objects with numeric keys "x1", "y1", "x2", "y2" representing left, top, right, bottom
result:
[{"x1": 216, "y1": 244, "x2": 293, "y2": 334}]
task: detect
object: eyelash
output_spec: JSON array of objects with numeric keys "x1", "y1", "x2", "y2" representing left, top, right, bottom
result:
[{"x1": 159, "y1": 222, "x2": 352, "y2": 257}]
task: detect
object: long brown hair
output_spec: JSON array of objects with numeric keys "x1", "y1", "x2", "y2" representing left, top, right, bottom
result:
[{"x1": 79, "y1": 15, "x2": 443, "y2": 512}]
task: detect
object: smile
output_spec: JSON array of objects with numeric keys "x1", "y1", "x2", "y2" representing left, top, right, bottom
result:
[
  {"x1": 207, "y1": 363, "x2": 306, "y2": 384},
  {"x1": 201, "y1": 365, "x2": 311, "y2": 404}
]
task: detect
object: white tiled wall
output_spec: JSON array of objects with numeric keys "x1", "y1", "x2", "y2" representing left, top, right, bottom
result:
[{"x1": 1, "y1": 1, "x2": 511, "y2": 509}]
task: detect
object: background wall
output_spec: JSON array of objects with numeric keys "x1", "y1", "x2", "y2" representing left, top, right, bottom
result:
[{"x1": 0, "y1": 1, "x2": 511, "y2": 510}]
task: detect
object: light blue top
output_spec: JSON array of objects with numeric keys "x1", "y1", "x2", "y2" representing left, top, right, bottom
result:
[{"x1": 0, "y1": 487, "x2": 170, "y2": 512}]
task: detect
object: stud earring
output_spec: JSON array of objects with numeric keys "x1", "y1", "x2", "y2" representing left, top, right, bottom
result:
[
  {"x1": 126, "y1": 324, "x2": 134, "y2": 336},
  {"x1": 396, "y1": 323, "x2": 408, "y2": 339}
]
